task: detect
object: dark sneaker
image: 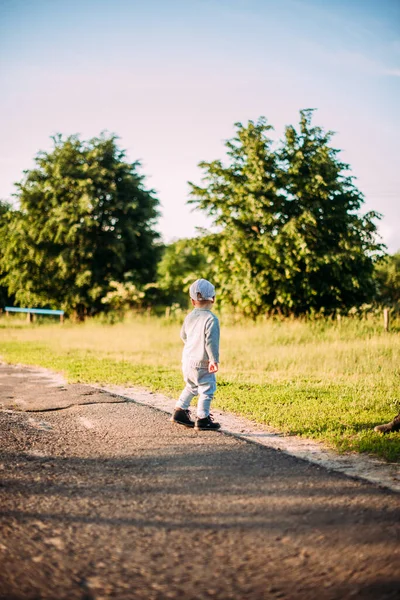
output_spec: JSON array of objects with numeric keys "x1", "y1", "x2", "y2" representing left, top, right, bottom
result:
[
  {"x1": 170, "y1": 408, "x2": 194, "y2": 428},
  {"x1": 195, "y1": 414, "x2": 221, "y2": 431},
  {"x1": 374, "y1": 412, "x2": 400, "y2": 434}
]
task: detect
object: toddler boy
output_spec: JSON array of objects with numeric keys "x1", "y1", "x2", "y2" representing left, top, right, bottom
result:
[{"x1": 171, "y1": 278, "x2": 221, "y2": 431}]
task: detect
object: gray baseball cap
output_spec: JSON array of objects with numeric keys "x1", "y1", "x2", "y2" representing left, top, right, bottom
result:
[{"x1": 189, "y1": 278, "x2": 215, "y2": 301}]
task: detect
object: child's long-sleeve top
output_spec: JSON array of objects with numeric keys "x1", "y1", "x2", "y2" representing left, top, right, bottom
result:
[{"x1": 180, "y1": 308, "x2": 220, "y2": 368}]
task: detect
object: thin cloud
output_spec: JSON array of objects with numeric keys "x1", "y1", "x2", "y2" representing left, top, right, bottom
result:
[
  {"x1": 310, "y1": 46, "x2": 400, "y2": 78},
  {"x1": 384, "y1": 67, "x2": 400, "y2": 77}
]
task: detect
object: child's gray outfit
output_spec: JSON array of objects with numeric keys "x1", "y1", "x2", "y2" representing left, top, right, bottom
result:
[{"x1": 176, "y1": 307, "x2": 220, "y2": 419}]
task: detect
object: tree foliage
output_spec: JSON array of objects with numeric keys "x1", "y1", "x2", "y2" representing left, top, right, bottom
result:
[
  {"x1": 156, "y1": 238, "x2": 211, "y2": 307},
  {"x1": 374, "y1": 252, "x2": 400, "y2": 307},
  {"x1": 1, "y1": 134, "x2": 160, "y2": 316},
  {"x1": 188, "y1": 110, "x2": 383, "y2": 316},
  {"x1": 0, "y1": 201, "x2": 15, "y2": 308}
]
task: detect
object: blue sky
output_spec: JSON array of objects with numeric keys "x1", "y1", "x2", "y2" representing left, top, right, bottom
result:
[{"x1": 1, "y1": 0, "x2": 399, "y2": 251}]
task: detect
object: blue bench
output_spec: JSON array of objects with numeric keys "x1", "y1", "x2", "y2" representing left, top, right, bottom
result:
[{"x1": 5, "y1": 306, "x2": 65, "y2": 323}]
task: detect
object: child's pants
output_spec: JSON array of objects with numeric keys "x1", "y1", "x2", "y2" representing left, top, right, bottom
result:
[{"x1": 176, "y1": 364, "x2": 216, "y2": 418}]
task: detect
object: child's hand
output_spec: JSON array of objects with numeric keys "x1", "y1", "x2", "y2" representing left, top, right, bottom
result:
[{"x1": 209, "y1": 362, "x2": 219, "y2": 373}]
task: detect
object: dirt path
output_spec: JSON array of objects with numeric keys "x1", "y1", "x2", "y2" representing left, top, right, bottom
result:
[{"x1": 1, "y1": 364, "x2": 399, "y2": 600}]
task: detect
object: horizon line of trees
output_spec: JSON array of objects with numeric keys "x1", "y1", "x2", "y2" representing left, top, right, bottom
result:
[{"x1": 0, "y1": 110, "x2": 399, "y2": 319}]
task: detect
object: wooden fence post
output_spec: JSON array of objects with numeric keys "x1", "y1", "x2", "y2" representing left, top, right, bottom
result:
[{"x1": 383, "y1": 308, "x2": 390, "y2": 332}]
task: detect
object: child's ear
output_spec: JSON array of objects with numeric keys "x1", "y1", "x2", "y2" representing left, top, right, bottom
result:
[{"x1": 191, "y1": 298, "x2": 196, "y2": 306}]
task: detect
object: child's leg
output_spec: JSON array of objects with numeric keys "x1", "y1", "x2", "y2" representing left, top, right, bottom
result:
[
  {"x1": 196, "y1": 370, "x2": 217, "y2": 418},
  {"x1": 175, "y1": 366, "x2": 198, "y2": 410}
]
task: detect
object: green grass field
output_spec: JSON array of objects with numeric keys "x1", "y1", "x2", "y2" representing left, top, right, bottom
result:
[{"x1": 1, "y1": 313, "x2": 399, "y2": 461}]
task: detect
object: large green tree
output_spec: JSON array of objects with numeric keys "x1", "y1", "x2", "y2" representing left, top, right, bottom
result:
[
  {"x1": 0, "y1": 201, "x2": 15, "y2": 308},
  {"x1": 189, "y1": 110, "x2": 383, "y2": 316},
  {"x1": 1, "y1": 134, "x2": 160, "y2": 317}
]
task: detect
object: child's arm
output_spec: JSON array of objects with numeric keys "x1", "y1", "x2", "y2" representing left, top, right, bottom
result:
[
  {"x1": 180, "y1": 322, "x2": 187, "y2": 344},
  {"x1": 205, "y1": 317, "x2": 220, "y2": 372}
]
